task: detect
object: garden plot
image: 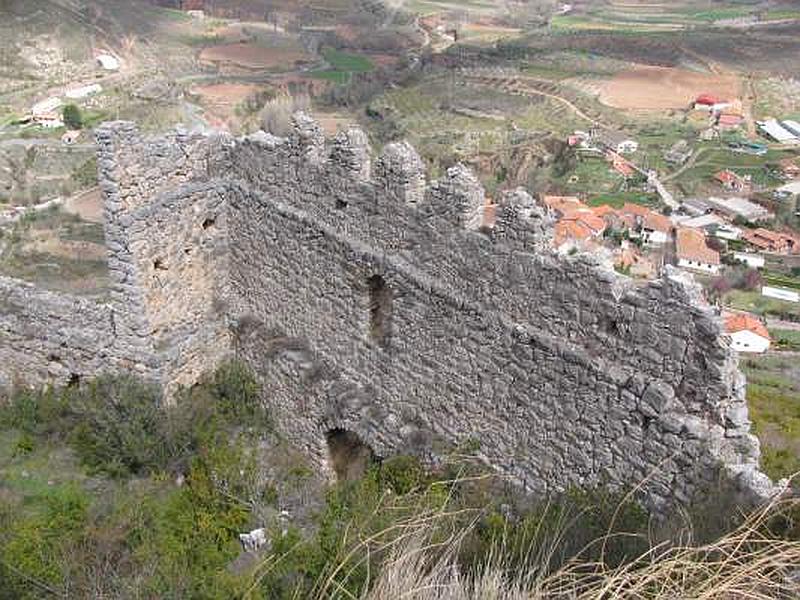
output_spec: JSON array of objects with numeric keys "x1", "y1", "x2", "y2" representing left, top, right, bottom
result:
[
  {"x1": 0, "y1": 208, "x2": 109, "y2": 297},
  {"x1": 199, "y1": 43, "x2": 313, "y2": 72}
]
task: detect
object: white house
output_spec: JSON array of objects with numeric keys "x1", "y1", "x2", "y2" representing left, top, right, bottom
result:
[
  {"x1": 35, "y1": 113, "x2": 64, "y2": 129},
  {"x1": 96, "y1": 54, "x2": 120, "y2": 71},
  {"x1": 733, "y1": 252, "x2": 765, "y2": 269},
  {"x1": 594, "y1": 129, "x2": 639, "y2": 155},
  {"x1": 65, "y1": 83, "x2": 102, "y2": 99},
  {"x1": 31, "y1": 96, "x2": 62, "y2": 117},
  {"x1": 676, "y1": 228, "x2": 721, "y2": 275},
  {"x1": 724, "y1": 313, "x2": 771, "y2": 354}
]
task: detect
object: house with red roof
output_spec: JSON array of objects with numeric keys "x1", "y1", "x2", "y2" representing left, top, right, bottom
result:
[
  {"x1": 607, "y1": 203, "x2": 673, "y2": 246},
  {"x1": 605, "y1": 151, "x2": 636, "y2": 178},
  {"x1": 694, "y1": 94, "x2": 731, "y2": 112},
  {"x1": 718, "y1": 112, "x2": 744, "y2": 130},
  {"x1": 714, "y1": 170, "x2": 750, "y2": 193},
  {"x1": 676, "y1": 228, "x2": 721, "y2": 274},
  {"x1": 724, "y1": 313, "x2": 771, "y2": 353},
  {"x1": 545, "y1": 196, "x2": 608, "y2": 251},
  {"x1": 741, "y1": 228, "x2": 800, "y2": 254}
]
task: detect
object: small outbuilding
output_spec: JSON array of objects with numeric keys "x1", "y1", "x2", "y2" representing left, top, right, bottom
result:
[{"x1": 96, "y1": 54, "x2": 120, "y2": 71}]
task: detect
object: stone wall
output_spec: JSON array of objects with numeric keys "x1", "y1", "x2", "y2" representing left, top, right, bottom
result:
[
  {"x1": 0, "y1": 276, "x2": 151, "y2": 388},
  {"x1": 0, "y1": 115, "x2": 778, "y2": 513}
]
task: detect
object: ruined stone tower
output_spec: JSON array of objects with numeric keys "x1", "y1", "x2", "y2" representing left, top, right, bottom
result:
[{"x1": 0, "y1": 114, "x2": 778, "y2": 513}]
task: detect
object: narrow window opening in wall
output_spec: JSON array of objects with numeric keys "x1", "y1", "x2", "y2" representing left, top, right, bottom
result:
[
  {"x1": 202, "y1": 217, "x2": 216, "y2": 230},
  {"x1": 153, "y1": 258, "x2": 168, "y2": 271},
  {"x1": 367, "y1": 274, "x2": 393, "y2": 347}
]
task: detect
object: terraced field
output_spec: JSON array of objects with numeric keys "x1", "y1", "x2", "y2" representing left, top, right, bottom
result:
[{"x1": 553, "y1": 1, "x2": 800, "y2": 33}]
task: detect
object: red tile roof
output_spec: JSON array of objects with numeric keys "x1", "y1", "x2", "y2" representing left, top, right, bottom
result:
[
  {"x1": 643, "y1": 211, "x2": 673, "y2": 234},
  {"x1": 724, "y1": 313, "x2": 770, "y2": 341},
  {"x1": 696, "y1": 94, "x2": 723, "y2": 105},
  {"x1": 676, "y1": 228, "x2": 720, "y2": 265},
  {"x1": 718, "y1": 114, "x2": 743, "y2": 126},
  {"x1": 620, "y1": 203, "x2": 650, "y2": 218},
  {"x1": 554, "y1": 220, "x2": 593, "y2": 246},
  {"x1": 592, "y1": 204, "x2": 615, "y2": 217},
  {"x1": 742, "y1": 228, "x2": 800, "y2": 253},
  {"x1": 562, "y1": 209, "x2": 606, "y2": 235}
]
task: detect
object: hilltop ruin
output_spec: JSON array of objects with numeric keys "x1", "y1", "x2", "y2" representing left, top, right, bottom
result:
[{"x1": 0, "y1": 114, "x2": 778, "y2": 513}]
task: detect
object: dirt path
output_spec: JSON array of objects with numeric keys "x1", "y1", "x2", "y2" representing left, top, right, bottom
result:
[
  {"x1": 767, "y1": 318, "x2": 800, "y2": 332},
  {"x1": 679, "y1": 45, "x2": 722, "y2": 75},
  {"x1": 663, "y1": 146, "x2": 710, "y2": 183},
  {"x1": 742, "y1": 73, "x2": 757, "y2": 139}
]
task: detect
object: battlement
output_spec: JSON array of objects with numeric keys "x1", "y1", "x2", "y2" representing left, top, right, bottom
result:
[{"x1": 0, "y1": 114, "x2": 780, "y2": 514}]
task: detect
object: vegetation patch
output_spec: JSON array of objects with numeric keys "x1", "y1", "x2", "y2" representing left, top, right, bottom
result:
[
  {"x1": 743, "y1": 355, "x2": 800, "y2": 479},
  {"x1": 0, "y1": 364, "x2": 799, "y2": 598},
  {"x1": 310, "y1": 49, "x2": 374, "y2": 84}
]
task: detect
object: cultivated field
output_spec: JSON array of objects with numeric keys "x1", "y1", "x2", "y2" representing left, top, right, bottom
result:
[
  {"x1": 599, "y1": 66, "x2": 741, "y2": 111},
  {"x1": 199, "y1": 42, "x2": 312, "y2": 72}
]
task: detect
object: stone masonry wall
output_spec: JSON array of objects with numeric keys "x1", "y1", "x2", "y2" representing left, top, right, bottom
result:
[
  {"x1": 0, "y1": 115, "x2": 778, "y2": 513},
  {"x1": 0, "y1": 276, "x2": 151, "y2": 388}
]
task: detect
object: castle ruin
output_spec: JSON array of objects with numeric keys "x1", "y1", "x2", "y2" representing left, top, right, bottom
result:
[{"x1": 0, "y1": 114, "x2": 778, "y2": 512}]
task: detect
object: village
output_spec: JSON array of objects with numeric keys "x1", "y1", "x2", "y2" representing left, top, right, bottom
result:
[{"x1": 542, "y1": 91, "x2": 800, "y2": 355}]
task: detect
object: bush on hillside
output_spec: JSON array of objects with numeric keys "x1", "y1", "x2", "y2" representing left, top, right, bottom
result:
[
  {"x1": 0, "y1": 360, "x2": 266, "y2": 478},
  {"x1": 69, "y1": 375, "x2": 167, "y2": 477},
  {"x1": 62, "y1": 104, "x2": 83, "y2": 130}
]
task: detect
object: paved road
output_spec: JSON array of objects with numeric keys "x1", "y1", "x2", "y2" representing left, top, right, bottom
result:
[{"x1": 0, "y1": 138, "x2": 96, "y2": 151}]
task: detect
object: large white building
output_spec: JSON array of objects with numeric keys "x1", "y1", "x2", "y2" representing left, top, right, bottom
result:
[{"x1": 758, "y1": 119, "x2": 800, "y2": 144}]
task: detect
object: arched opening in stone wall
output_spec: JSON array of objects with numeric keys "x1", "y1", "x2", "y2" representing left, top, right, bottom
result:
[
  {"x1": 326, "y1": 429, "x2": 377, "y2": 481},
  {"x1": 367, "y1": 274, "x2": 393, "y2": 347}
]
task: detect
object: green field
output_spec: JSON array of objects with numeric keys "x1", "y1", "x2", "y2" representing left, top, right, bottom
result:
[
  {"x1": 743, "y1": 354, "x2": 800, "y2": 479},
  {"x1": 724, "y1": 289, "x2": 800, "y2": 321},
  {"x1": 771, "y1": 328, "x2": 800, "y2": 351},
  {"x1": 587, "y1": 191, "x2": 659, "y2": 209},
  {"x1": 310, "y1": 49, "x2": 374, "y2": 84}
]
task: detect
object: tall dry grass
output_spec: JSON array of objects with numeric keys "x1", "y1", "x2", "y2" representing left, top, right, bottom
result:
[
  {"x1": 365, "y1": 495, "x2": 800, "y2": 600},
  {"x1": 245, "y1": 473, "x2": 800, "y2": 599}
]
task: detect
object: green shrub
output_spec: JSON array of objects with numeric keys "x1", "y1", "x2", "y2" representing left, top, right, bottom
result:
[
  {"x1": 62, "y1": 104, "x2": 82, "y2": 130},
  {"x1": 0, "y1": 486, "x2": 89, "y2": 598},
  {"x1": 70, "y1": 375, "x2": 167, "y2": 477},
  {"x1": 205, "y1": 359, "x2": 266, "y2": 427},
  {"x1": 71, "y1": 156, "x2": 97, "y2": 188},
  {"x1": 0, "y1": 385, "x2": 72, "y2": 438},
  {"x1": 380, "y1": 455, "x2": 423, "y2": 494}
]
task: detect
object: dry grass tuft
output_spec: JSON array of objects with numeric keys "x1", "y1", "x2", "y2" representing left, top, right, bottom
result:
[{"x1": 366, "y1": 493, "x2": 800, "y2": 600}]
